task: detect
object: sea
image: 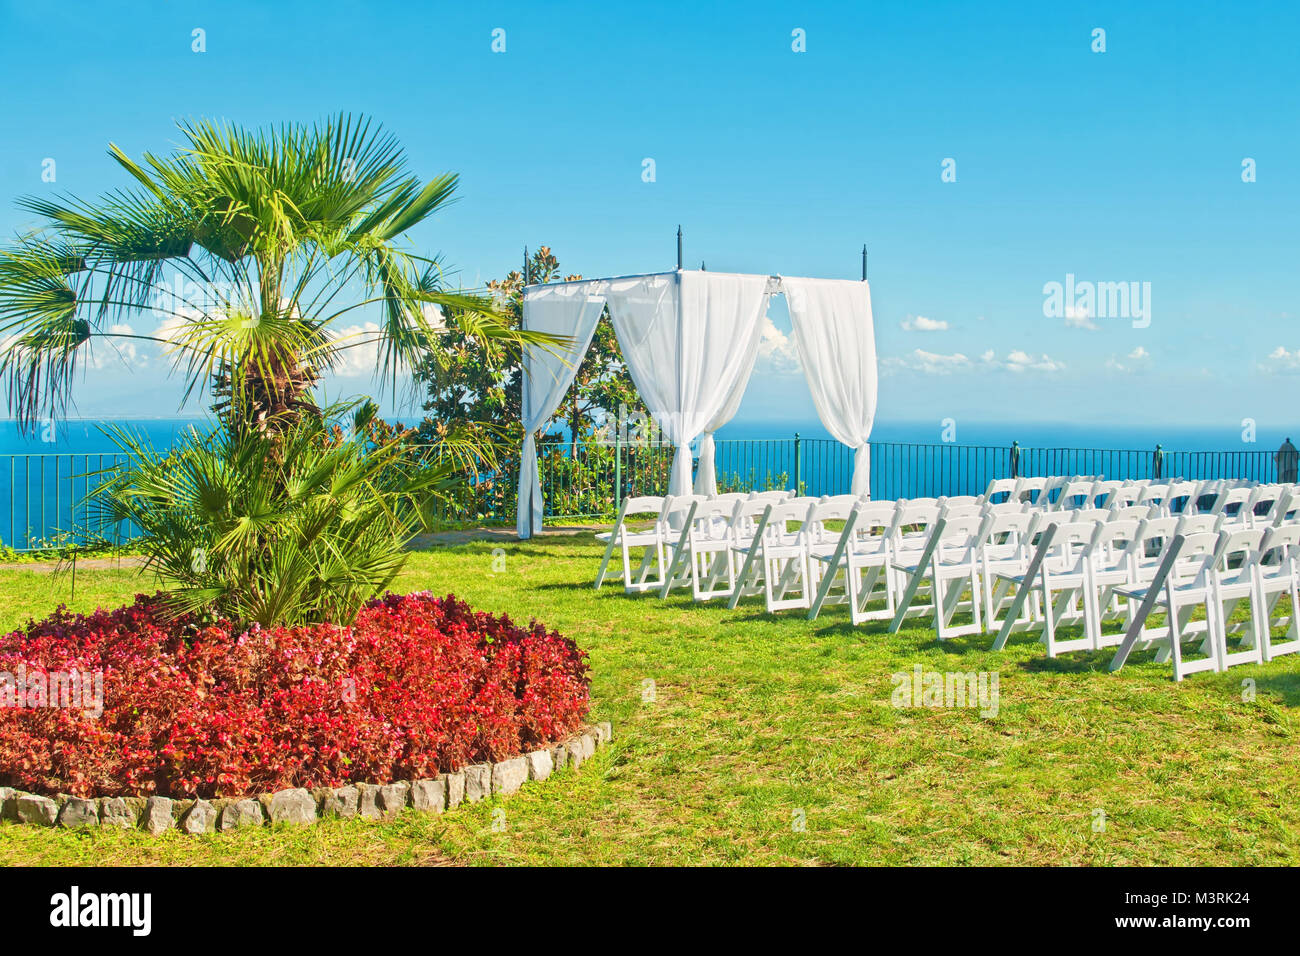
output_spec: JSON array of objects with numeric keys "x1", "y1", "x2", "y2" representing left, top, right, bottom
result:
[{"x1": 0, "y1": 416, "x2": 1293, "y2": 548}]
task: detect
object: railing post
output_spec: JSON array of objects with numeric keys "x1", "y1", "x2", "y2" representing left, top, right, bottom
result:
[
  {"x1": 1010, "y1": 441, "x2": 1020, "y2": 479},
  {"x1": 793, "y1": 432, "x2": 802, "y2": 494},
  {"x1": 614, "y1": 429, "x2": 622, "y2": 514}
]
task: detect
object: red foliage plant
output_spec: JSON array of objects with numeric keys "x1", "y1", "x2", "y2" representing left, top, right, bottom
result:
[{"x1": 0, "y1": 592, "x2": 590, "y2": 799}]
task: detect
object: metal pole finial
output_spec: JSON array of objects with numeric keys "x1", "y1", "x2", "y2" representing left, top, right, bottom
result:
[
  {"x1": 862, "y1": 244, "x2": 868, "y2": 281},
  {"x1": 677, "y1": 225, "x2": 683, "y2": 270},
  {"x1": 523, "y1": 245, "x2": 529, "y2": 286}
]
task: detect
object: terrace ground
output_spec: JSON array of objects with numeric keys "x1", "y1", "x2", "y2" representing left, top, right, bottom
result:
[{"x1": 0, "y1": 532, "x2": 1297, "y2": 865}]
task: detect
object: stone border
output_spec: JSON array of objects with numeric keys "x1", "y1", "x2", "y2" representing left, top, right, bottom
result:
[{"x1": 0, "y1": 722, "x2": 611, "y2": 835}]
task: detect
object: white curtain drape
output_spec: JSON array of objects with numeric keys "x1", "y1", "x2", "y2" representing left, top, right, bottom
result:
[
  {"x1": 516, "y1": 280, "x2": 607, "y2": 538},
  {"x1": 783, "y1": 276, "x2": 878, "y2": 497},
  {"x1": 690, "y1": 275, "x2": 774, "y2": 495},
  {"x1": 605, "y1": 271, "x2": 770, "y2": 497}
]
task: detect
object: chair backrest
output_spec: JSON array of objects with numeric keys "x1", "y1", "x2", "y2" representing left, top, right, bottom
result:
[
  {"x1": 1015, "y1": 476, "x2": 1048, "y2": 504},
  {"x1": 1252, "y1": 486, "x2": 1289, "y2": 526},
  {"x1": 932, "y1": 514, "x2": 986, "y2": 563},
  {"x1": 801, "y1": 498, "x2": 856, "y2": 548},
  {"x1": 1106, "y1": 485, "x2": 1144, "y2": 508},
  {"x1": 763, "y1": 499, "x2": 817, "y2": 539},
  {"x1": 902, "y1": 496, "x2": 945, "y2": 509},
  {"x1": 1108, "y1": 503, "x2": 1157, "y2": 522},
  {"x1": 892, "y1": 503, "x2": 943, "y2": 548},
  {"x1": 689, "y1": 497, "x2": 740, "y2": 541},
  {"x1": 817, "y1": 493, "x2": 860, "y2": 512},
  {"x1": 984, "y1": 508, "x2": 1036, "y2": 544},
  {"x1": 748, "y1": 490, "x2": 792, "y2": 504},
  {"x1": 1090, "y1": 480, "x2": 1123, "y2": 509},
  {"x1": 1090, "y1": 518, "x2": 1144, "y2": 568},
  {"x1": 1053, "y1": 480, "x2": 1097, "y2": 511},
  {"x1": 1068, "y1": 508, "x2": 1110, "y2": 525},
  {"x1": 847, "y1": 501, "x2": 900, "y2": 543},
  {"x1": 1259, "y1": 523, "x2": 1300, "y2": 566},
  {"x1": 984, "y1": 477, "x2": 1019, "y2": 504},
  {"x1": 1212, "y1": 486, "x2": 1254, "y2": 518},
  {"x1": 1214, "y1": 527, "x2": 1266, "y2": 583},
  {"x1": 941, "y1": 495, "x2": 982, "y2": 509},
  {"x1": 1135, "y1": 516, "x2": 1180, "y2": 557},
  {"x1": 940, "y1": 503, "x2": 985, "y2": 521},
  {"x1": 1167, "y1": 531, "x2": 1221, "y2": 587},
  {"x1": 1175, "y1": 513, "x2": 1223, "y2": 537},
  {"x1": 1165, "y1": 481, "x2": 1200, "y2": 514},
  {"x1": 1040, "y1": 520, "x2": 1096, "y2": 572},
  {"x1": 622, "y1": 495, "x2": 667, "y2": 520},
  {"x1": 1139, "y1": 483, "x2": 1171, "y2": 507}
]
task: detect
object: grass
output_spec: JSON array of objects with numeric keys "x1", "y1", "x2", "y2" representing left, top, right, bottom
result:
[{"x1": 1, "y1": 532, "x2": 1298, "y2": 865}]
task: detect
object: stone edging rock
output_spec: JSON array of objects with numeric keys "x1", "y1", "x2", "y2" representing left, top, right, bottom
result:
[{"x1": 0, "y1": 722, "x2": 612, "y2": 835}]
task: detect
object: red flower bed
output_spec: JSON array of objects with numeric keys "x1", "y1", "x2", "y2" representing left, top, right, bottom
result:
[{"x1": 0, "y1": 592, "x2": 589, "y2": 799}]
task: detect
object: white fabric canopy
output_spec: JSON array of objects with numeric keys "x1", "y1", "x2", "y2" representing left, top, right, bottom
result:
[
  {"x1": 516, "y1": 280, "x2": 608, "y2": 538},
  {"x1": 783, "y1": 275, "x2": 878, "y2": 497},
  {"x1": 515, "y1": 269, "x2": 877, "y2": 537},
  {"x1": 604, "y1": 272, "x2": 771, "y2": 499}
]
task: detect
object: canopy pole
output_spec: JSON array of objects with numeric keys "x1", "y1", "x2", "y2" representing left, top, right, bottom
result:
[
  {"x1": 523, "y1": 245, "x2": 529, "y2": 285},
  {"x1": 677, "y1": 225, "x2": 683, "y2": 270},
  {"x1": 862, "y1": 244, "x2": 868, "y2": 281}
]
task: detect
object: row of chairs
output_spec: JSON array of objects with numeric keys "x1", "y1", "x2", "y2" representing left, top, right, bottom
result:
[{"x1": 592, "y1": 477, "x2": 1300, "y2": 681}]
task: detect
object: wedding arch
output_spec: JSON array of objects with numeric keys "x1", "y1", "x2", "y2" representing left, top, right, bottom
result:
[{"x1": 516, "y1": 252, "x2": 877, "y2": 538}]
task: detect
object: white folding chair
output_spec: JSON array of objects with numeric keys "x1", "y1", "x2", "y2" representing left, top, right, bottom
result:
[
  {"x1": 728, "y1": 498, "x2": 818, "y2": 612},
  {"x1": 886, "y1": 501, "x2": 945, "y2": 605},
  {"x1": 1109, "y1": 531, "x2": 1224, "y2": 680},
  {"x1": 888, "y1": 513, "x2": 987, "y2": 639},
  {"x1": 685, "y1": 495, "x2": 748, "y2": 601},
  {"x1": 657, "y1": 495, "x2": 707, "y2": 598},
  {"x1": 978, "y1": 509, "x2": 1039, "y2": 632},
  {"x1": 724, "y1": 498, "x2": 779, "y2": 608},
  {"x1": 808, "y1": 501, "x2": 899, "y2": 623},
  {"x1": 594, "y1": 495, "x2": 668, "y2": 592},
  {"x1": 1082, "y1": 518, "x2": 1147, "y2": 649},
  {"x1": 1255, "y1": 524, "x2": 1300, "y2": 661},
  {"x1": 1209, "y1": 528, "x2": 1267, "y2": 670},
  {"x1": 992, "y1": 520, "x2": 1098, "y2": 655}
]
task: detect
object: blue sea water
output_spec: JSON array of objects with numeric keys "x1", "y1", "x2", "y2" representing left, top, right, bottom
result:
[{"x1": 1, "y1": 415, "x2": 1294, "y2": 548}]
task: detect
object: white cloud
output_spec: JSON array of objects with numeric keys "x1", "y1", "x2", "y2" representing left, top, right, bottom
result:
[
  {"x1": 900, "y1": 314, "x2": 949, "y2": 332},
  {"x1": 882, "y1": 348, "x2": 972, "y2": 374},
  {"x1": 329, "y1": 321, "x2": 383, "y2": 377},
  {"x1": 90, "y1": 323, "x2": 146, "y2": 369},
  {"x1": 1064, "y1": 304, "x2": 1098, "y2": 331},
  {"x1": 754, "y1": 315, "x2": 801, "y2": 374},
  {"x1": 1261, "y1": 346, "x2": 1300, "y2": 372},
  {"x1": 1104, "y1": 345, "x2": 1152, "y2": 374},
  {"x1": 1002, "y1": 349, "x2": 1066, "y2": 373},
  {"x1": 883, "y1": 347, "x2": 1065, "y2": 376}
]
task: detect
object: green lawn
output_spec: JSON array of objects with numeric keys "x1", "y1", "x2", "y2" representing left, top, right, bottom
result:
[{"x1": 1, "y1": 533, "x2": 1298, "y2": 866}]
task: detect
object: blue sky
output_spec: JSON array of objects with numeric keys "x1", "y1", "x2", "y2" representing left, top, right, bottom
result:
[{"x1": 1, "y1": 0, "x2": 1297, "y2": 438}]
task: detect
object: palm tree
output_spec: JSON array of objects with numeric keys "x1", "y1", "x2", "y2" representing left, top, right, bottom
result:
[{"x1": 0, "y1": 113, "x2": 555, "y2": 437}]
